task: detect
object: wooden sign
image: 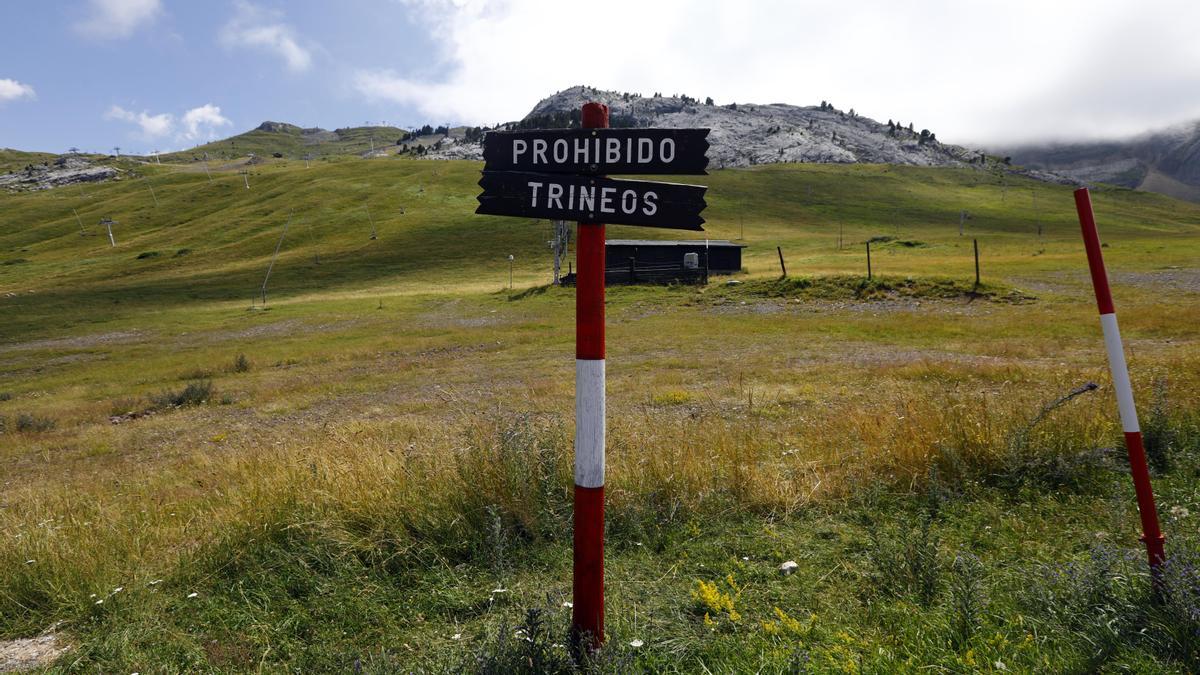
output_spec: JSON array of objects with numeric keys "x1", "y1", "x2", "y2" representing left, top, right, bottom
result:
[
  {"x1": 482, "y1": 128, "x2": 709, "y2": 175},
  {"x1": 476, "y1": 171, "x2": 707, "y2": 231}
]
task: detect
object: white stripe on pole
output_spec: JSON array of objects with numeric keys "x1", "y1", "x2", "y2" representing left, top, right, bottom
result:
[
  {"x1": 1099, "y1": 313, "x2": 1140, "y2": 433},
  {"x1": 575, "y1": 359, "x2": 606, "y2": 488}
]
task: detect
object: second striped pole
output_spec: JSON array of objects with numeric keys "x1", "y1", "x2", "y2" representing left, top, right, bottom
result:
[{"x1": 1074, "y1": 187, "x2": 1166, "y2": 590}]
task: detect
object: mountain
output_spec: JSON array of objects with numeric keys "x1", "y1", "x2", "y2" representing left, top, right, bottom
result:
[
  {"x1": 157, "y1": 121, "x2": 414, "y2": 162},
  {"x1": 1003, "y1": 120, "x2": 1200, "y2": 202},
  {"x1": 432, "y1": 85, "x2": 1027, "y2": 175}
]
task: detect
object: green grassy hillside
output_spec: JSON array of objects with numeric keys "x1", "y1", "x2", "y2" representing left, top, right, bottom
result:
[
  {"x1": 3, "y1": 157, "x2": 1197, "y2": 341},
  {"x1": 2, "y1": 158, "x2": 1199, "y2": 671},
  {"x1": 156, "y1": 124, "x2": 432, "y2": 162},
  {"x1": 0, "y1": 148, "x2": 89, "y2": 173}
]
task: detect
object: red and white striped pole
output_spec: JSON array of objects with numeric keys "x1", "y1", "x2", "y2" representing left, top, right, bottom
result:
[
  {"x1": 573, "y1": 101, "x2": 608, "y2": 649},
  {"x1": 1074, "y1": 187, "x2": 1166, "y2": 586}
]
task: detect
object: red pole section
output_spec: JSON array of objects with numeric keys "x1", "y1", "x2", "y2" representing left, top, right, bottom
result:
[
  {"x1": 573, "y1": 101, "x2": 608, "y2": 650},
  {"x1": 1074, "y1": 188, "x2": 1166, "y2": 582}
]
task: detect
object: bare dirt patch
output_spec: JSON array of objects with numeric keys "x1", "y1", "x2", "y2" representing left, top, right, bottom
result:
[
  {"x1": 0, "y1": 632, "x2": 69, "y2": 672},
  {"x1": 188, "y1": 318, "x2": 364, "y2": 344},
  {"x1": 1113, "y1": 268, "x2": 1200, "y2": 294},
  {"x1": 0, "y1": 330, "x2": 146, "y2": 353}
]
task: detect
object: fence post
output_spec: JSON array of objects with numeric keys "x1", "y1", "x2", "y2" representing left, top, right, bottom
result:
[
  {"x1": 777, "y1": 246, "x2": 787, "y2": 278},
  {"x1": 973, "y1": 238, "x2": 980, "y2": 289},
  {"x1": 866, "y1": 241, "x2": 872, "y2": 280}
]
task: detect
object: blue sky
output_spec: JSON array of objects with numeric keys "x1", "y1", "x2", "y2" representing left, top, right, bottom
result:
[
  {"x1": 0, "y1": 1, "x2": 448, "y2": 154},
  {"x1": 3, "y1": 0, "x2": 1200, "y2": 154}
]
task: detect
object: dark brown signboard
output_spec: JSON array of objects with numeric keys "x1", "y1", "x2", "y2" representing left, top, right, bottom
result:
[
  {"x1": 482, "y1": 128, "x2": 709, "y2": 175},
  {"x1": 475, "y1": 171, "x2": 707, "y2": 231}
]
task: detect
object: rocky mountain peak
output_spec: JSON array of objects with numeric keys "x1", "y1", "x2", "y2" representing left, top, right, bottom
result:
[
  {"x1": 432, "y1": 85, "x2": 1035, "y2": 175},
  {"x1": 256, "y1": 121, "x2": 302, "y2": 133}
]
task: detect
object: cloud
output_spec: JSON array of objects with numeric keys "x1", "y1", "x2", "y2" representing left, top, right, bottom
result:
[
  {"x1": 0, "y1": 78, "x2": 36, "y2": 103},
  {"x1": 360, "y1": 0, "x2": 1200, "y2": 144},
  {"x1": 219, "y1": 1, "x2": 313, "y2": 73},
  {"x1": 74, "y1": 0, "x2": 161, "y2": 39},
  {"x1": 105, "y1": 103, "x2": 233, "y2": 146},
  {"x1": 180, "y1": 104, "x2": 232, "y2": 141},
  {"x1": 105, "y1": 105, "x2": 174, "y2": 139}
]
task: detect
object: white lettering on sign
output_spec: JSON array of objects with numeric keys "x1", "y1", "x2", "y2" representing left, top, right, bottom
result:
[
  {"x1": 513, "y1": 134, "x2": 688, "y2": 169},
  {"x1": 520, "y1": 180, "x2": 665, "y2": 220},
  {"x1": 621, "y1": 189, "x2": 637, "y2": 214},
  {"x1": 643, "y1": 191, "x2": 658, "y2": 216},
  {"x1": 600, "y1": 187, "x2": 616, "y2": 214},
  {"x1": 606, "y1": 138, "x2": 620, "y2": 163},
  {"x1": 637, "y1": 138, "x2": 652, "y2": 163}
]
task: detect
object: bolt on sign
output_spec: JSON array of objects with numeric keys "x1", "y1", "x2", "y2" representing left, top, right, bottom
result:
[{"x1": 475, "y1": 108, "x2": 710, "y2": 652}]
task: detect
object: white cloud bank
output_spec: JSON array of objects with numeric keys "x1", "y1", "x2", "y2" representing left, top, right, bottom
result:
[
  {"x1": 105, "y1": 105, "x2": 174, "y2": 139},
  {"x1": 105, "y1": 104, "x2": 231, "y2": 144},
  {"x1": 74, "y1": 0, "x2": 161, "y2": 39},
  {"x1": 219, "y1": 1, "x2": 313, "y2": 73},
  {"x1": 0, "y1": 79, "x2": 36, "y2": 103},
  {"x1": 181, "y1": 104, "x2": 233, "y2": 141},
  {"x1": 356, "y1": 0, "x2": 1200, "y2": 144}
]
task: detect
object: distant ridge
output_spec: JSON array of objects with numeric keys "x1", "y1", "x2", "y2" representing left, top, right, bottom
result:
[{"x1": 1002, "y1": 120, "x2": 1200, "y2": 203}]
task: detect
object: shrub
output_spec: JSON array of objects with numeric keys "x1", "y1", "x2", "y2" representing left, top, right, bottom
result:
[
  {"x1": 650, "y1": 389, "x2": 693, "y2": 406},
  {"x1": 109, "y1": 397, "x2": 139, "y2": 416},
  {"x1": 233, "y1": 353, "x2": 251, "y2": 373},
  {"x1": 15, "y1": 413, "x2": 55, "y2": 433},
  {"x1": 180, "y1": 368, "x2": 214, "y2": 380},
  {"x1": 1020, "y1": 545, "x2": 1134, "y2": 666},
  {"x1": 1159, "y1": 548, "x2": 1200, "y2": 665},
  {"x1": 1143, "y1": 378, "x2": 1179, "y2": 474},
  {"x1": 0, "y1": 392, "x2": 11, "y2": 401},
  {"x1": 460, "y1": 607, "x2": 588, "y2": 674},
  {"x1": 149, "y1": 380, "x2": 212, "y2": 409},
  {"x1": 449, "y1": 415, "x2": 571, "y2": 549},
  {"x1": 136, "y1": 251, "x2": 160, "y2": 260},
  {"x1": 948, "y1": 553, "x2": 986, "y2": 650},
  {"x1": 692, "y1": 576, "x2": 741, "y2": 623},
  {"x1": 867, "y1": 512, "x2": 942, "y2": 607}
]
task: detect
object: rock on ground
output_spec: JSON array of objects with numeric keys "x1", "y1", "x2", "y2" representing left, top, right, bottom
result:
[
  {"x1": 0, "y1": 633, "x2": 69, "y2": 672},
  {"x1": 0, "y1": 156, "x2": 118, "y2": 192}
]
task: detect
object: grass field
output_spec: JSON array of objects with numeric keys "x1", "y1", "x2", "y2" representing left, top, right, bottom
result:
[{"x1": 1, "y1": 155, "x2": 1199, "y2": 672}]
